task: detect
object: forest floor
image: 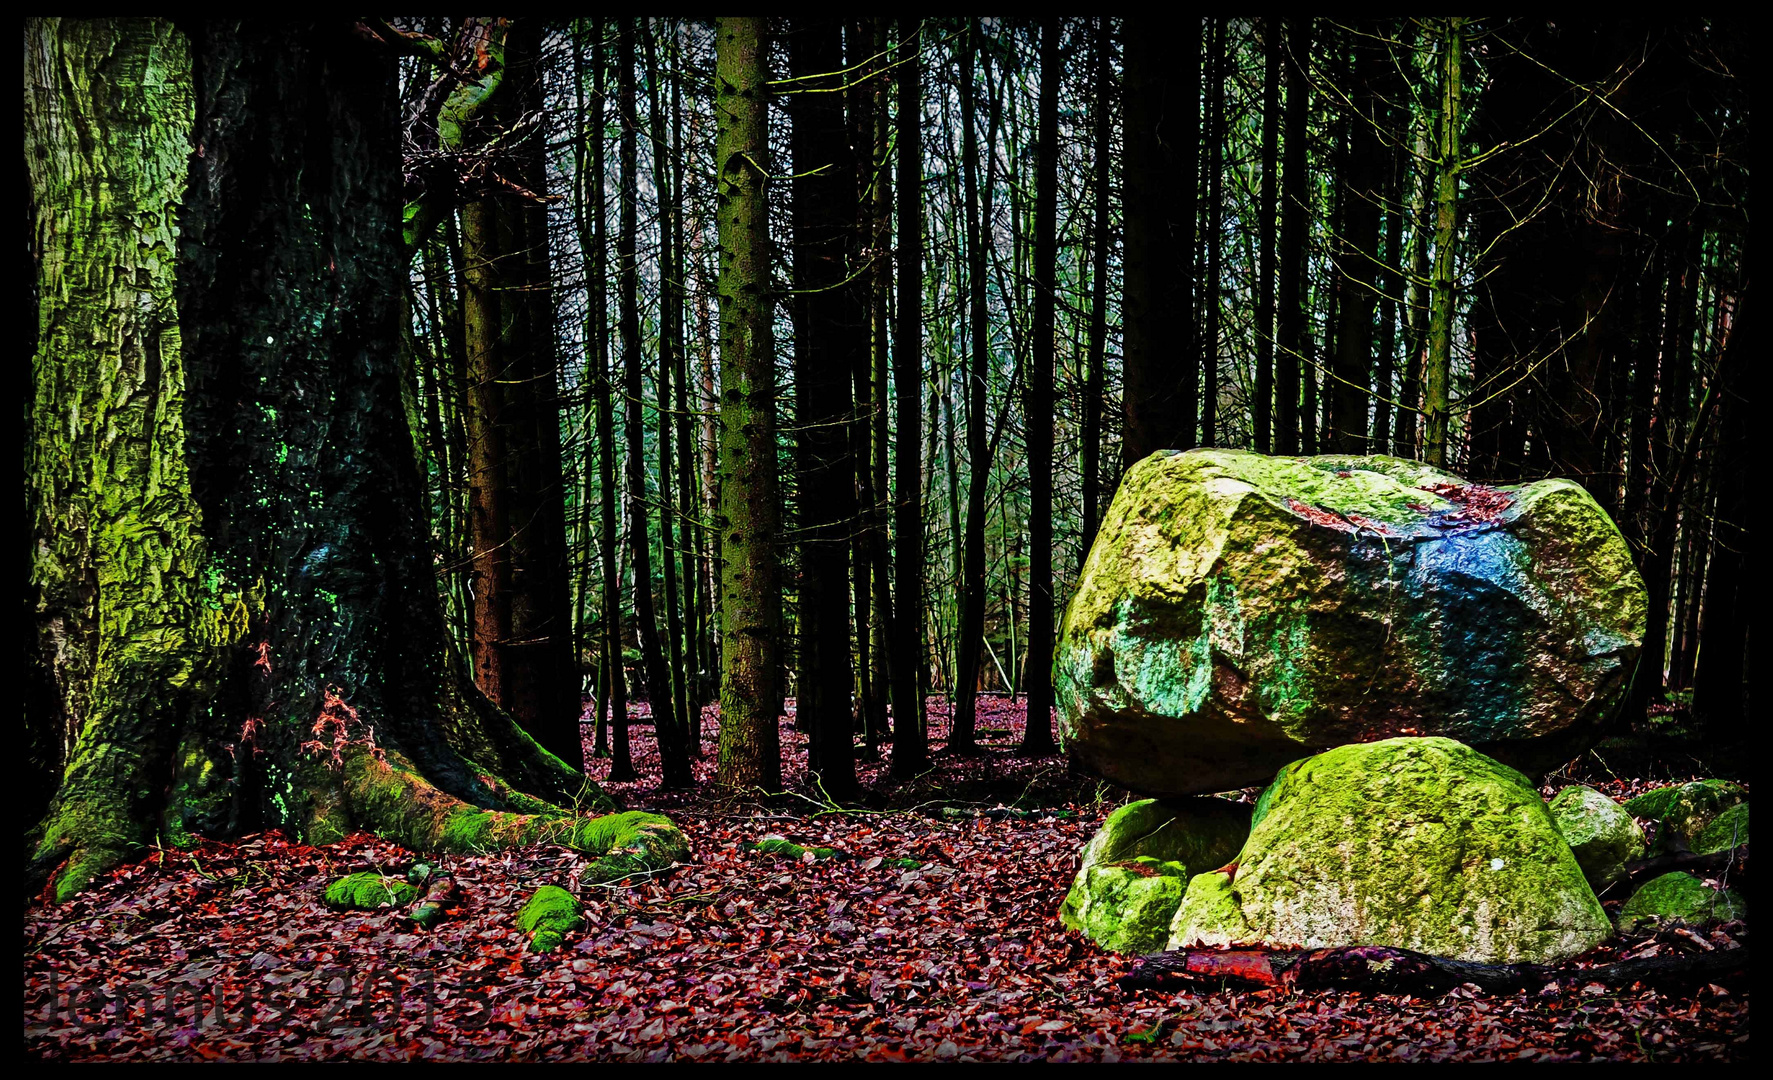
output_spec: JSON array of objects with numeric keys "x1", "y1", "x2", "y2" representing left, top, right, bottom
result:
[{"x1": 23, "y1": 698, "x2": 1749, "y2": 1062}]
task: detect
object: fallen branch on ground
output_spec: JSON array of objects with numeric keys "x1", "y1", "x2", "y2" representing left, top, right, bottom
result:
[{"x1": 1121, "y1": 943, "x2": 1750, "y2": 997}]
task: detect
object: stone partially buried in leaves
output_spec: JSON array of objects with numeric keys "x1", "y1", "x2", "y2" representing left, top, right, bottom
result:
[
  {"x1": 1167, "y1": 738, "x2": 1611, "y2": 964},
  {"x1": 1548, "y1": 785, "x2": 1643, "y2": 891},
  {"x1": 1618, "y1": 872, "x2": 1747, "y2": 931},
  {"x1": 1055, "y1": 450, "x2": 1647, "y2": 797},
  {"x1": 1060, "y1": 797, "x2": 1250, "y2": 954},
  {"x1": 1624, "y1": 780, "x2": 1747, "y2": 852}
]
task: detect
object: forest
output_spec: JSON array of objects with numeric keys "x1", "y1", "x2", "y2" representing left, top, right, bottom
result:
[{"x1": 25, "y1": 16, "x2": 1749, "y2": 1062}]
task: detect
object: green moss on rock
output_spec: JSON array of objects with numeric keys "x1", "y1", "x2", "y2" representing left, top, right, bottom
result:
[
  {"x1": 1618, "y1": 872, "x2": 1747, "y2": 931},
  {"x1": 516, "y1": 885, "x2": 583, "y2": 953},
  {"x1": 1167, "y1": 737, "x2": 1610, "y2": 964},
  {"x1": 1624, "y1": 781, "x2": 1747, "y2": 850},
  {"x1": 1548, "y1": 785, "x2": 1643, "y2": 891},
  {"x1": 1055, "y1": 449, "x2": 1646, "y2": 797},
  {"x1": 325, "y1": 872, "x2": 420, "y2": 910},
  {"x1": 1693, "y1": 803, "x2": 1747, "y2": 855},
  {"x1": 1061, "y1": 797, "x2": 1252, "y2": 954}
]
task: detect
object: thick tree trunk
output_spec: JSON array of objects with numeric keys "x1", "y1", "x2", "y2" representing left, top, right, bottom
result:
[
  {"x1": 791, "y1": 17, "x2": 860, "y2": 798},
  {"x1": 1122, "y1": 16, "x2": 1200, "y2": 466},
  {"x1": 27, "y1": 18, "x2": 681, "y2": 904},
  {"x1": 712, "y1": 17, "x2": 784, "y2": 790}
]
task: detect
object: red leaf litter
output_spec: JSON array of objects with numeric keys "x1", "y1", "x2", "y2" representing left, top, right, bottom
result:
[
  {"x1": 1285, "y1": 499, "x2": 1354, "y2": 533},
  {"x1": 23, "y1": 700, "x2": 1748, "y2": 1062},
  {"x1": 1417, "y1": 482, "x2": 1514, "y2": 526}
]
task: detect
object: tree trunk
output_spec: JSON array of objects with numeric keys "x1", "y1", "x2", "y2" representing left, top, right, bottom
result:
[
  {"x1": 712, "y1": 17, "x2": 784, "y2": 790},
  {"x1": 1122, "y1": 16, "x2": 1200, "y2": 466},
  {"x1": 1424, "y1": 17, "x2": 1463, "y2": 469},
  {"x1": 1254, "y1": 18, "x2": 1282, "y2": 454},
  {"x1": 791, "y1": 17, "x2": 860, "y2": 798},
  {"x1": 26, "y1": 18, "x2": 680, "y2": 903},
  {"x1": 1020, "y1": 17, "x2": 1060, "y2": 757},
  {"x1": 1276, "y1": 18, "x2": 1311, "y2": 455},
  {"x1": 1080, "y1": 16, "x2": 1112, "y2": 562},
  {"x1": 891, "y1": 20, "x2": 928, "y2": 777},
  {"x1": 950, "y1": 19, "x2": 996, "y2": 753},
  {"x1": 1330, "y1": 29, "x2": 1379, "y2": 454},
  {"x1": 1202, "y1": 18, "x2": 1226, "y2": 449},
  {"x1": 453, "y1": 19, "x2": 580, "y2": 769},
  {"x1": 643, "y1": 20, "x2": 691, "y2": 779},
  {"x1": 618, "y1": 21, "x2": 689, "y2": 788}
]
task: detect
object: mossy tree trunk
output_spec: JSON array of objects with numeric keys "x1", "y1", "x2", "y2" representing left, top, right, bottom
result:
[{"x1": 26, "y1": 18, "x2": 674, "y2": 904}]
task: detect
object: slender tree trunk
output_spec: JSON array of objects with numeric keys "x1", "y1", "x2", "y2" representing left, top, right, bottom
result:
[
  {"x1": 595, "y1": 24, "x2": 635, "y2": 781},
  {"x1": 891, "y1": 20, "x2": 928, "y2": 777},
  {"x1": 1276, "y1": 18, "x2": 1311, "y2": 455},
  {"x1": 1081, "y1": 16, "x2": 1112, "y2": 561},
  {"x1": 791, "y1": 17, "x2": 859, "y2": 798},
  {"x1": 951, "y1": 19, "x2": 997, "y2": 753},
  {"x1": 618, "y1": 21, "x2": 688, "y2": 788},
  {"x1": 642, "y1": 20, "x2": 692, "y2": 783},
  {"x1": 1424, "y1": 17, "x2": 1463, "y2": 469},
  {"x1": 1330, "y1": 30, "x2": 1379, "y2": 454},
  {"x1": 1255, "y1": 17, "x2": 1282, "y2": 454},
  {"x1": 1397, "y1": 89, "x2": 1436, "y2": 460},
  {"x1": 1019, "y1": 17, "x2": 1061, "y2": 756},
  {"x1": 669, "y1": 44, "x2": 702, "y2": 755},
  {"x1": 1692, "y1": 267, "x2": 1748, "y2": 734},
  {"x1": 1202, "y1": 17, "x2": 1226, "y2": 448},
  {"x1": 712, "y1": 17, "x2": 783, "y2": 790}
]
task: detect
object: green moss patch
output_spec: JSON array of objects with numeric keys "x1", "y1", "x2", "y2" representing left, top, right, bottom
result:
[
  {"x1": 1168, "y1": 737, "x2": 1610, "y2": 964},
  {"x1": 1625, "y1": 781, "x2": 1747, "y2": 850},
  {"x1": 1618, "y1": 872, "x2": 1747, "y2": 931},
  {"x1": 325, "y1": 872, "x2": 420, "y2": 910},
  {"x1": 516, "y1": 885, "x2": 584, "y2": 953},
  {"x1": 1693, "y1": 803, "x2": 1748, "y2": 855},
  {"x1": 750, "y1": 837, "x2": 844, "y2": 861}
]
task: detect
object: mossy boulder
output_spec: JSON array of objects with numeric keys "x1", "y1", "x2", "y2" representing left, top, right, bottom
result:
[
  {"x1": 1055, "y1": 450, "x2": 1646, "y2": 796},
  {"x1": 1618, "y1": 872, "x2": 1747, "y2": 931},
  {"x1": 1693, "y1": 804, "x2": 1748, "y2": 855},
  {"x1": 1548, "y1": 785, "x2": 1643, "y2": 891},
  {"x1": 1060, "y1": 797, "x2": 1250, "y2": 954},
  {"x1": 324, "y1": 872, "x2": 420, "y2": 910},
  {"x1": 1624, "y1": 781, "x2": 1747, "y2": 851},
  {"x1": 516, "y1": 885, "x2": 584, "y2": 952},
  {"x1": 1167, "y1": 737, "x2": 1611, "y2": 964},
  {"x1": 574, "y1": 811, "x2": 692, "y2": 883}
]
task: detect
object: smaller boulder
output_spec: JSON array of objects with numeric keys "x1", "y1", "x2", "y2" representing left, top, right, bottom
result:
[
  {"x1": 1624, "y1": 780, "x2": 1747, "y2": 850},
  {"x1": 516, "y1": 885, "x2": 584, "y2": 953},
  {"x1": 1547, "y1": 786, "x2": 1643, "y2": 891},
  {"x1": 324, "y1": 872, "x2": 420, "y2": 910},
  {"x1": 1693, "y1": 803, "x2": 1748, "y2": 856},
  {"x1": 1618, "y1": 872, "x2": 1747, "y2": 931},
  {"x1": 1061, "y1": 797, "x2": 1250, "y2": 954}
]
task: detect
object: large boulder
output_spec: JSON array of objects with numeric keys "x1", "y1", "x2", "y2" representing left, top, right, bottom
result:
[
  {"x1": 1060, "y1": 798, "x2": 1250, "y2": 954},
  {"x1": 1056, "y1": 450, "x2": 1646, "y2": 796},
  {"x1": 1547, "y1": 785, "x2": 1643, "y2": 891},
  {"x1": 1167, "y1": 738, "x2": 1611, "y2": 964}
]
